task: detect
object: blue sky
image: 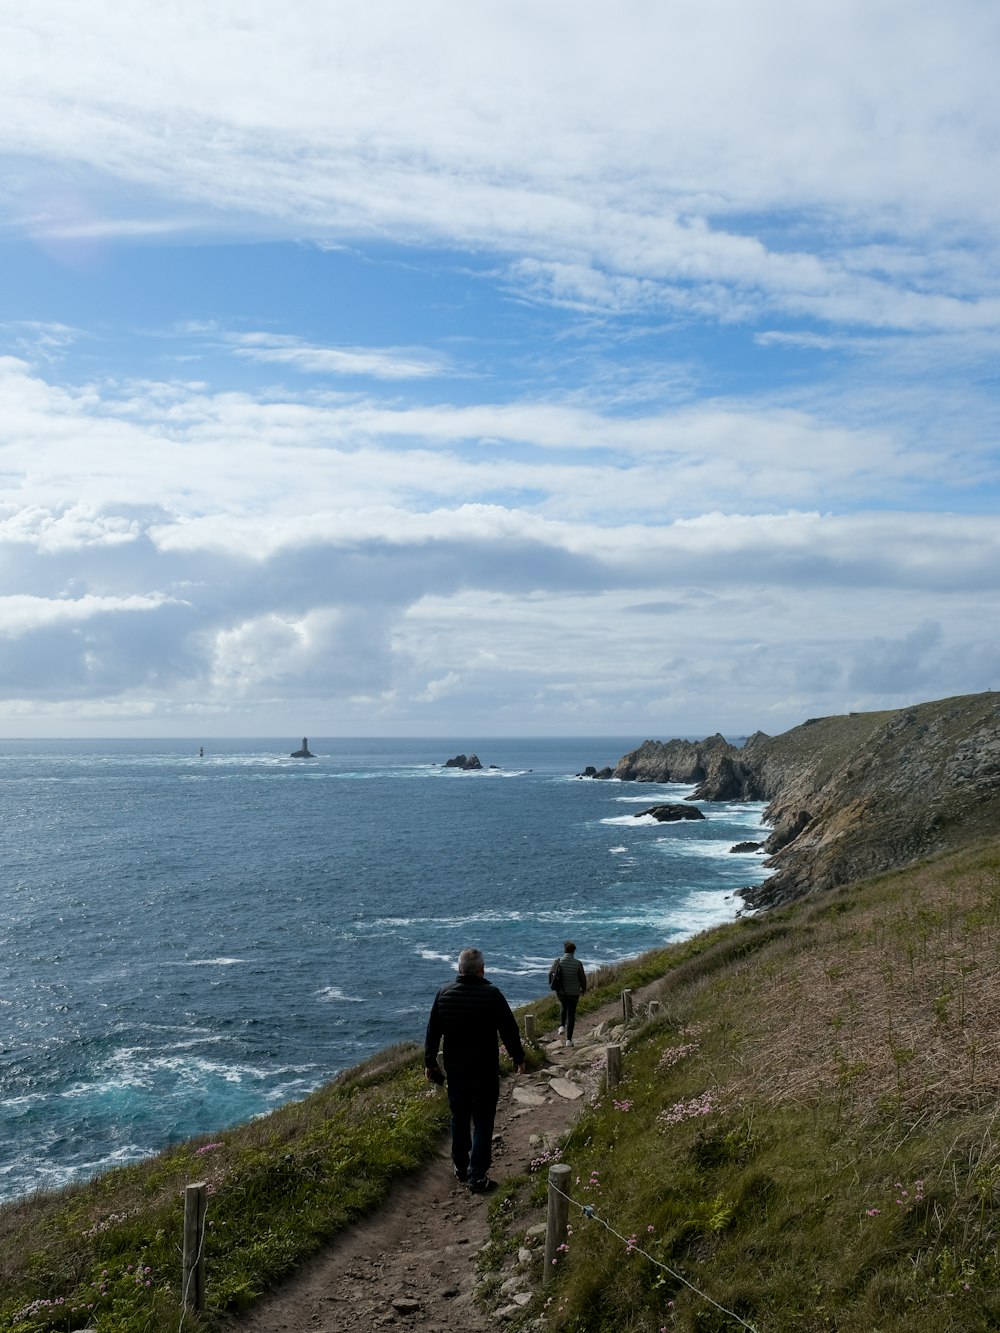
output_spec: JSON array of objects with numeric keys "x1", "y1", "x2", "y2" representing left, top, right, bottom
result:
[{"x1": 1, "y1": 1, "x2": 999, "y2": 738}]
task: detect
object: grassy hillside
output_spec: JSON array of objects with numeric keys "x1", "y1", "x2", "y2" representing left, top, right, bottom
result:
[
  {"x1": 490, "y1": 836, "x2": 1000, "y2": 1331},
  {"x1": 5, "y1": 836, "x2": 1000, "y2": 1331}
]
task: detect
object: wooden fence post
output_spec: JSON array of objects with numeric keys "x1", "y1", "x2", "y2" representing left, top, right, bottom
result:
[
  {"x1": 543, "y1": 1162, "x2": 572, "y2": 1281},
  {"x1": 622, "y1": 988, "x2": 633, "y2": 1021},
  {"x1": 648, "y1": 999, "x2": 661, "y2": 1019},
  {"x1": 607, "y1": 1043, "x2": 623, "y2": 1089},
  {"x1": 525, "y1": 1012, "x2": 536, "y2": 1041},
  {"x1": 182, "y1": 1181, "x2": 208, "y2": 1312}
]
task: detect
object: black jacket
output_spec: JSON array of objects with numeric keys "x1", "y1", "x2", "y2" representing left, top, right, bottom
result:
[{"x1": 424, "y1": 973, "x2": 525, "y2": 1074}]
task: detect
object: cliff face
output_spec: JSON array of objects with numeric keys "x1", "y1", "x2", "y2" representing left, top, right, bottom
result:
[{"x1": 614, "y1": 692, "x2": 1000, "y2": 908}]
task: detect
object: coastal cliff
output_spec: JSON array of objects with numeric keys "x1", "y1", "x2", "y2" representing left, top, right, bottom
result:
[{"x1": 614, "y1": 691, "x2": 1000, "y2": 908}]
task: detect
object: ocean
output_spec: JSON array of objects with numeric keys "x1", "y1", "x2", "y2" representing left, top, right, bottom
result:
[{"x1": 0, "y1": 736, "x2": 771, "y2": 1203}]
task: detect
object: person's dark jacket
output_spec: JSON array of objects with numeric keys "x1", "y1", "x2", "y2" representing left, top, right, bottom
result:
[
  {"x1": 552, "y1": 952, "x2": 587, "y2": 997},
  {"x1": 424, "y1": 973, "x2": 525, "y2": 1075}
]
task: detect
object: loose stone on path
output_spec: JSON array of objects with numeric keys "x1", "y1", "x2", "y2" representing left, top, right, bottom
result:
[
  {"x1": 548, "y1": 1077, "x2": 584, "y2": 1099},
  {"x1": 512, "y1": 1086, "x2": 548, "y2": 1106}
]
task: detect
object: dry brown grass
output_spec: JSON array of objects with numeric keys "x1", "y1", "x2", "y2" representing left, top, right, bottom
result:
[{"x1": 707, "y1": 847, "x2": 1000, "y2": 1128}]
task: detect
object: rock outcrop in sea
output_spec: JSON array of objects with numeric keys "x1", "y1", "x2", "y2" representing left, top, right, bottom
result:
[
  {"x1": 612, "y1": 692, "x2": 1000, "y2": 909},
  {"x1": 634, "y1": 804, "x2": 706, "y2": 822},
  {"x1": 290, "y1": 737, "x2": 315, "y2": 758},
  {"x1": 444, "y1": 753, "x2": 483, "y2": 770}
]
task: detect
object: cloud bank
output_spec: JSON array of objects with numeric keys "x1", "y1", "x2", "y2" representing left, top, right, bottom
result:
[{"x1": 0, "y1": 2, "x2": 998, "y2": 735}]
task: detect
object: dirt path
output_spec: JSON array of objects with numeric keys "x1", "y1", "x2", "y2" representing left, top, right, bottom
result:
[{"x1": 234, "y1": 991, "x2": 646, "y2": 1332}]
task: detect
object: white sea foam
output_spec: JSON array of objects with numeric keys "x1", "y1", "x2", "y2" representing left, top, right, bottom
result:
[
  {"x1": 614, "y1": 793, "x2": 692, "y2": 804},
  {"x1": 680, "y1": 886, "x2": 758, "y2": 921},
  {"x1": 0, "y1": 1094, "x2": 47, "y2": 1112},
  {"x1": 182, "y1": 957, "x2": 246, "y2": 967},
  {"x1": 159, "y1": 1035, "x2": 229, "y2": 1051},
  {"x1": 601, "y1": 813, "x2": 659, "y2": 826},
  {"x1": 432, "y1": 765, "x2": 524, "y2": 778},
  {"x1": 261, "y1": 1077, "x2": 323, "y2": 1104},
  {"x1": 65, "y1": 1052, "x2": 322, "y2": 1100},
  {"x1": 609, "y1": 845, "x2": 628, "y2": 853},
  {"x1": 664, "y1": 838, "x2": 770, "y2": 865},
  {"x1": 316, "y1": 985, "x2": 365, "y2": 1003},
  {"x1": 487, "y1": 966, "x2": 547, "y2": 977},
  {"x1": 417, "y1": 948, "x2": 454, "y2": 963}
]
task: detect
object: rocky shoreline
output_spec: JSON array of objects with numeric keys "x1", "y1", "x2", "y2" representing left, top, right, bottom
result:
[{"x1": 581, "y1": 691, "x2": 1000, "y2": 908}]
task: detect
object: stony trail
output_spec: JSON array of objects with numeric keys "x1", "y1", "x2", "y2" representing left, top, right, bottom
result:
[{"x1": 231, "y1": 989, "x2": 650, "y2": 1332}]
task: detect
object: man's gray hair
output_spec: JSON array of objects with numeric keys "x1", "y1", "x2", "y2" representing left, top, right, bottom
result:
[{"x1": 458, "y1": 947, "x2": 484, "y2": 974}]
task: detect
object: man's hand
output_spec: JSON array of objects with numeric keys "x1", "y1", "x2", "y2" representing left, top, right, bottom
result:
[{"x1": 425, "y1": 1065, "x2": 445, "y2": 1085}]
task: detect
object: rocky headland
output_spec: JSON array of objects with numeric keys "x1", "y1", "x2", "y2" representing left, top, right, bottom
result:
[{"x1": 609, "y1": 691, "x2": 1000, "y2": 908}]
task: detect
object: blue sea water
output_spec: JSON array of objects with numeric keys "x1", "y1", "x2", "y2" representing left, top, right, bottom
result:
[{"x1": 0, "y1": 736, "x2": 771, "y2": 1203}]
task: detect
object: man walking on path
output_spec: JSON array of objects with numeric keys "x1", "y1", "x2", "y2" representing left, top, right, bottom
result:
[
  {"x1": 550, "y1": 940, "x2": 587, "y2": 1047},
  {"x1": 424, "y1": 947, "x2": 526, "y2": 1194}
]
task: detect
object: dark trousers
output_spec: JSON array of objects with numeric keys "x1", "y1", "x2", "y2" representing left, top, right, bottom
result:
[
  {"x1": 559, "y1": 993, "x2": 580, "y2": 1039},
  {"x1": 445, "y1": 1067, "x2": 499, "y2": 1183}
]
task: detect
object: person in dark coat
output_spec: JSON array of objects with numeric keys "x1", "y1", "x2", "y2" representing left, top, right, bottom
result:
[
  {"x1": 549, "y1": 939, "x2": 587, "y2": 1047},
  {"x1": 424, "y1": 947, "x2": 526, "y2": 1193}
]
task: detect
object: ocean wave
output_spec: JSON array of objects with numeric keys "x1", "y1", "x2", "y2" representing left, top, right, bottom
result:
[
  {"x1": 62, "y1": 1051, "x2": 321, "y2": 1099},
  {"x1": 0, "y1": 1093, "x2": 48, "y2": 1113},
  {"x1": 316, "y1": 986, "x2": 366, "y2": 1003},
  {"x1": 661, "y1": 838, "x2": 771, "y2": 867},
  {"x1": 614, "y1": 789, "x2": 694, "y2": 803},
  {"x1": 431, "y1": 766, "x2": 523, "y2": 778},
  {"x1": 181, "y1": 957, "x2": 246, "y2": 967},
  {"x1": 484, "y1": 964, "x2": 551, "y2": 977}
]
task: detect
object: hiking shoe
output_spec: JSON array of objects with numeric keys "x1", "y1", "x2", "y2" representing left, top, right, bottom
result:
[
  {"x1": 557, "y1": 1026, "x2": 565, "y2": 1035},
  {"x1": 467, "y1": 1177, "x2": 499, "y2": 1195},
  {"x1": 565, "y1": 1039, "x2": 573, "y2": 1047}
]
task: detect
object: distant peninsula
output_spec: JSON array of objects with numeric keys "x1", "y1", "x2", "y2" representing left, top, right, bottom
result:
[{"x1": 603, "y1": 691, "x2": 1000, "y2": 909}]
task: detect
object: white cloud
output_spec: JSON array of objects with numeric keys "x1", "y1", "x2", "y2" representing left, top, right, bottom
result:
[
  {"x1": 228, "y1": 333, "x2": 448, "y2": 379},
  {"x1": 0, "y1": 591, "x2": 177, "y2": 637},
  {"x1": 0, "y1": 504, "x2": 142, "y2": 552},
  {"x1": 414, "y1": 671, "x2": 462, "y2": 703},
  {"x1": 3, "y1": 3, "x2": 1000, "y2": 331},
  {"x1": 0, "y1": 341, "x2": 997, "y2": 729},
  {"x1": 0, "y1": 358, "x2": 983, "y2": 563},
  {"x1": 1, "y1": 4, "x2": 999, "y2": 733}
]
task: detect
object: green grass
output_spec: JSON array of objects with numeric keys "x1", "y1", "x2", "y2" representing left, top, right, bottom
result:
[{"x1": 507, "y1": 839, "x2": 1000, "y2": 1332}]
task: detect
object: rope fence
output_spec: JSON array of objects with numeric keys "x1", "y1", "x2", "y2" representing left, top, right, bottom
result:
[
  {"x1": 539, "y1": 1002, "x2": 760, "y2": 1332},
  {"x1": 546, "y1": 1167, "x2": 760, "y2": 1332}
]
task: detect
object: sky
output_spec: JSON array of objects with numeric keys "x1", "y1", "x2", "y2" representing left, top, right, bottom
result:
[{"x1": 1, "y1": 1, "x2": 999, "y2": 740}]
